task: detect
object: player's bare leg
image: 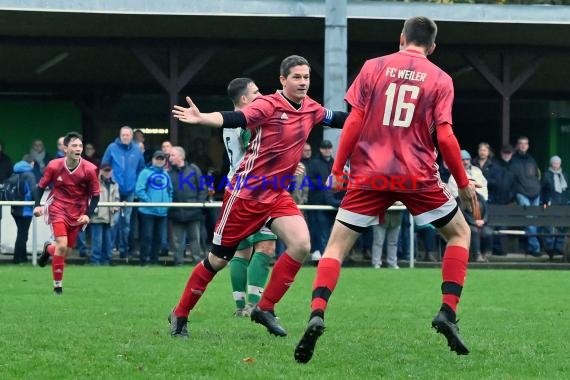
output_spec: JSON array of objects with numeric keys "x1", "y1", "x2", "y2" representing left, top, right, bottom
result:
[
  {"x1": 295, "y1": 220, "x2": 359, "y2": 363},
  {"x1": 432, "y1": 209, "x2": 471, "y2": 355},
  {"x1": 251, "y1": 215, "x2": 310, "y2": 337}
]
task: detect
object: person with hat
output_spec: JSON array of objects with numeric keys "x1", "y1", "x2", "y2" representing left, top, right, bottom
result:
[
  {"x1": 306, "y1": 139, "x2": 340, "y2": 261},
  {"x1": 541, "y1": 155, "x2": 569, "y2": 256},
  {"x1": 90, "y1": 163, "x2": 120, "y2": 265},
  {"x1": 134, "y1": 150, "x2": 173, "y2": 265},
  {"x1": 447, "y1": 149, "x2": 488, "y2": 201}
]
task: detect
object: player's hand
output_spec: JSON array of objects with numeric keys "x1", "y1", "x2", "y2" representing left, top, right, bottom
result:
[
  {"x1": 33, "y1": 206, "x2": 43, "y2": 217},
  {"x1": 77, "y1": 215, "x2": 90, "y2": 225},
  {"x1": 458, "y1": 179, "x2": 480, "y2": 213},
  {"x1": 475, "y1": 219, "x2": 484, "y2": 228},
  {"x1": 172, "y1": 96, "x2": 202, "y2": 124},
  {"x1": 294, "y1": 163, "x2": 305, "y2": 176},
  {"x1": 327, "y1": 173, "x2": 343, "y2": 193}
]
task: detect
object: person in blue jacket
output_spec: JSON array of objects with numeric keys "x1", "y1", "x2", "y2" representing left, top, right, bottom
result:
[
  {"x1": 9, "y1": 155, "x2": 37, "y2": 264},
  {"x1": 101, "y1": 126, "x2": 145, "y2": 258},
  {"x1": 135, "y1": 150, "x2": 173, "y2": 265}
]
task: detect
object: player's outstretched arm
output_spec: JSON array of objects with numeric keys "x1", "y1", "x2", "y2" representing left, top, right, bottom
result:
[
  {"x1": 436, "y1": 123, "x2": 477, "y2": 212},
  {"x1": 172, "y1": 96, "x2": 223, "y2": 127}
]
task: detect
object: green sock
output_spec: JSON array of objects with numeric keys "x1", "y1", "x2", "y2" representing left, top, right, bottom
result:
[
  {"x1": 247, "y1": 252, "x2": 271, "y2": 305},
  {"x1": 229, "y1": 257, "x2": 249, "y2": 309}
]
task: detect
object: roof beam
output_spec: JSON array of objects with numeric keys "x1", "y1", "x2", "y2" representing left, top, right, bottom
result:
[{"x1": 1, "y1": 1, "x2": 569, "y2": 24}]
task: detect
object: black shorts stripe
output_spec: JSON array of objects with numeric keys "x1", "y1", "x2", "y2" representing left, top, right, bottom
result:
[{"x1": 431, "y1": 204, "x2": 459, "y2": 228}]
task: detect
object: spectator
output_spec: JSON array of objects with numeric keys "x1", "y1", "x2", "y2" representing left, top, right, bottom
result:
[
  {"x1": 168, "y1": 146, "x2": 207, "y2": 265},
  {"x1": 56, "y1": 136, "x2": 65, "y2": 158},
  {"x1": 488, "y1": 143, "x2": 516, "y2": 255},
  {"x1": 135, "y1": 150, "x2": 172, "y2": 265},
  {"x1": 448, "y1": 150, "x2": 488, "y2": 201},
  {"x1": 542, "y1": 155, "x2": 568, "y2": 207},
  {"x1": 83, "y1": 143, "x2": 101, "y2": 169},
  {"x1": 415, "y1": 223, "x2": 439, "y2": 262},
  {"x1": 0, "y1": 140, "x2": 13, "y2": 182},
  {"x1": 472, "y1": 142, "x2": 494, "y2": 179},
  {"x1": 161, "y1": 140, "x2": 173, "y2": 171},
  {"x1": 301, "y1": 143, "x2": 312, "y2": 173},
  {"x1": 90, "y1": 164, "x2": 120, "y2": 265},
  {"x1": 101, "y1": 126, "x2": 146, "y2": 259},
  {"x1": 307, "y1": 139, "x2": 336, "y2": 261},
  {"x1": 9, "y1": 155, "x2": 36, "y2": 264},
  {"x1": 541, "y1": 155, "x2": 569, "y2": 256},
  {"x1": 29, "y1": 139, "x2": 51, "y2": 181},
  {"x1": 460, "y1": 192, "x2": 493, "y2": 262},
  {"x1": 509, "y1": 136, "x2": 541, "y2": 256},
  {"x1": 134, "y1": 129, "x2": 153, "y2": 164},
  {"x1": 371, "y1": 203, "x2": 403, "y2": 269},
  {"x1": 487, "y1": 144, "x2": 515, "y2": 205}
]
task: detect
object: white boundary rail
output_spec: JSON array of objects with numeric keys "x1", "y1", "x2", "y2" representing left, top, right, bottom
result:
[{"x1": 0, "y1": 201, "x2": 414, "y2": 268}]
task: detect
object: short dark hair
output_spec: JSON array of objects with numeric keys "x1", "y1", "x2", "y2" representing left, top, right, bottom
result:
[
  {"x1": 402, "y1": 16, "x2": 437, "y2": 49},
  {"x1": 63, "y1": 131, "x2": 83, "y2": 146},
  {"x1": 280, "y1": 55, "x2": 310, "y2": 77},
  {"x1": 227, "y1": 77, "x2": 254, "y2": 105}
]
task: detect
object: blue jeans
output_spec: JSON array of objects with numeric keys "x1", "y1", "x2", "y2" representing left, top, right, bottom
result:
[
  {"x1": 91, "y1": 223, "x2": 113, "y2": 265},
  {"x1": 139, "y1": 213, "x2": 167, "y2": 265},
  {"x1": 515, "y1": 193, "x2": 541, "y2": 254},
  {"x1": 115, "y1": 193, "x2": 135, "y2": 258},
  {"x1": 76, "y1": 226, "x2": 90, "y2": 257}
]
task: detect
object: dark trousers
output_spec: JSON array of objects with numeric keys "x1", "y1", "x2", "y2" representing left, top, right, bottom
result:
[
  {"x1": 12, "y1": 215, "x2": 32, "y2": 263},
  {"x1": 139, "y1": 213, "x2": 166, "y2": 265},
  {"x1": 469, "y1": 225, "x2": 494, "y2": 257}
]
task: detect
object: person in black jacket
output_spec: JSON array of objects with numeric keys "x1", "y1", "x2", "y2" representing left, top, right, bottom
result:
[
  {"x1": 168, "y1": 146, "x2": 207, "y2": 265},
  {"x1": 306, "y1": 139, "x2": 336, "y2": 260},
  {"x1": 0, "y1": 140, "x2": 13, "y2": 183},
  {"x1": 509, "y1": 136, "x2": 541, "y2": 255}
]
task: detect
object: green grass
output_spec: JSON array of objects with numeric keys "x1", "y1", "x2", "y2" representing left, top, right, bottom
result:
[{"x1": 1, "y1": 265, "x2": 569, "y2": 379}]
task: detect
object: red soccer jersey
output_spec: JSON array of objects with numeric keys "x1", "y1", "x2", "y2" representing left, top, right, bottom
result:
[
  {"x1": 234, "y1": 91, "x2": 326, "y2": 203},
  {"x1": 39, "y1": 158, "x2": 100, "y2": 226},
  {"x1": 344, "y1": 48, "x2": 454, "y2": 192}
]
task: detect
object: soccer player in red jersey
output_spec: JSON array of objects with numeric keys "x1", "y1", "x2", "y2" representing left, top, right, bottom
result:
[
  {"x1": 169, "y1": 55, "x2": 347, "y2": 338},
  {"x1": 294, "y1": 16, "x2": 478, "y2": 363},
  {"x1": 33, "y1": 132, "x2": 100, "y2": 295}
]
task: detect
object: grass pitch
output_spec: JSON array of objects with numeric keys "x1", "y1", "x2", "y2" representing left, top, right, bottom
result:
[{"x1": 1, "y1": 265, "x2": 569, "y2": 379}]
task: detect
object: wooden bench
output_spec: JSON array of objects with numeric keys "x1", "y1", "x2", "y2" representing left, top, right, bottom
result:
[{"x1": 487, "y1": 205, "x2": 570, "y2": 260}]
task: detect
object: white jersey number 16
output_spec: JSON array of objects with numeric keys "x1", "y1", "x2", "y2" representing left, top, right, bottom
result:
[{"x1": 382, "y1": 83, "x2": 419, "y2": 128}]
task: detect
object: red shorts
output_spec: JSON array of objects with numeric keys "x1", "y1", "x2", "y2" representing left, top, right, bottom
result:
[
  {"x1": 213, "y1": 190, "x2": 301, "y2": 251},
  {"x1": 337, "y1": 188, "x2": 456, "y2": 227},
  {"x1": 51, "y1": 221, "x2": 82, "y2": 248}
]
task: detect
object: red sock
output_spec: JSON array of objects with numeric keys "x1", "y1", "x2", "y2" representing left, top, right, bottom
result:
[
  {"x1": 47, "y1": 245, "x2": 55, "y2": 256},
  {"x1": 174, "y1": 262, "x2": 216, "y2": 318},
  {"x1": 52, "y1": 255, "x2": 65, "y2": 287},
  {"x1": 310, "y1": 258, "x2": 341, "y2": 313},
  {"x1": 257, "y1": 253, "x2": 302, "y2": 312},
  {"x1": 441, "y1": 245, "x2": 468, "y2": 313}
]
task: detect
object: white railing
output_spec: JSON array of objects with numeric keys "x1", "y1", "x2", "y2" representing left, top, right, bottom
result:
[{"x1": 0, "y1": 201, "x2": 415, "y2": 267}]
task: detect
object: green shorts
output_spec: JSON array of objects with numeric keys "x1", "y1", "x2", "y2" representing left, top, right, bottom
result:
[{"x1": 236, "y1": 226, "x2": 277, "y2": 250}]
